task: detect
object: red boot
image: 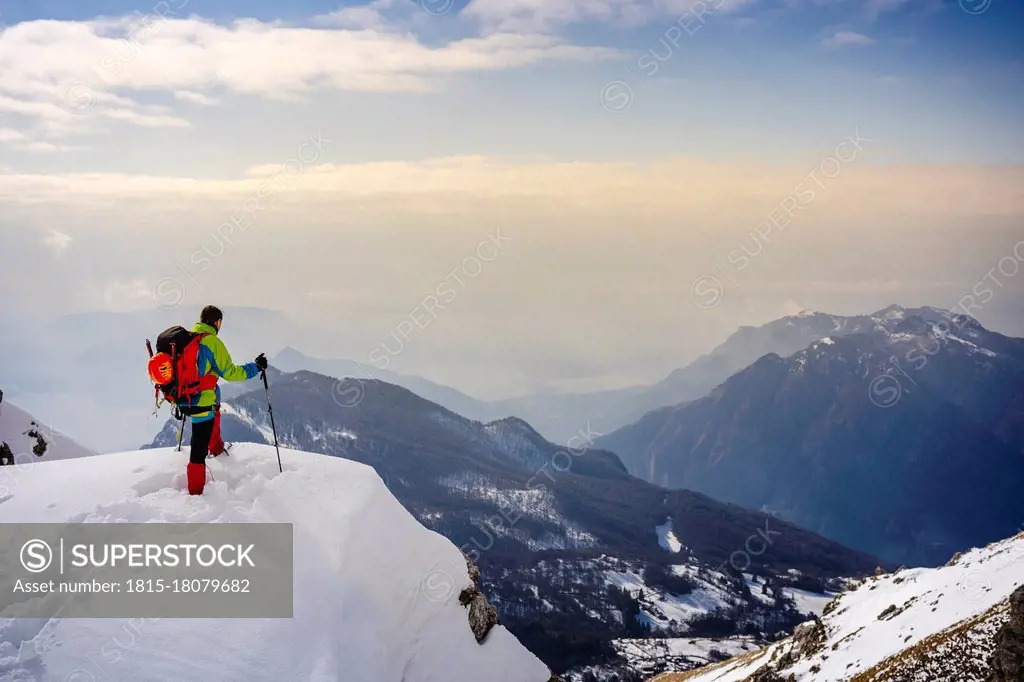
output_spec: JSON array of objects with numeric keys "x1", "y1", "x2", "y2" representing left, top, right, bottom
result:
[
  {"x1": 208, "y1": 409, "x2": 226, "y2": 457},
  {"x1": 187, "y1": 462, "x2": 206, "y2": 495}
]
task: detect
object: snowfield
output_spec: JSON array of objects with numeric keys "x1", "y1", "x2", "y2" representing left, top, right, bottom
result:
[
  {"x1": 0, "y1": 445, "x2": 551, "y2": 682},
  {"x1": 781, "y1": 587, "x2": 839, "y2": 618},
  {"x1": 658, "y1": 531, "x2": 1024, "y2": 682},
  {"x1": 656, "y1": 518, "x2": 683, "y2": 553},
  {"x1": 613, "y1": 636, "x2": 762, "y2": 677},
  {"x1": 605, "y1": 568, "x2": 733, "y2": 629}
]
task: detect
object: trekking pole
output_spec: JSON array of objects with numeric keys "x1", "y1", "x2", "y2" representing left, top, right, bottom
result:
[{"x1": 261, "y1": 370, "x2": 283, "y2": 473}]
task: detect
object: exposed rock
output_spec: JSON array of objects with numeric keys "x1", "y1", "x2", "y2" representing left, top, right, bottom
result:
[
  {"x1": 458, "y1": 552, "x2": 500, "y2": 644},
  {"x1": 988, "y1": 586, "x2": 1024, "y2": 682},
  {"x1": 23, "y1": 423, "x2": 48, "y2": 457},
  {"x1": 792, "y1": 619, "x2": 826, "y2": 657},
  {"x1": 946, "y1": 551, "x2": 964, "y2": 566},
  {"x1": 745, "y1": 667, "x2": 796, "y2": 682}
]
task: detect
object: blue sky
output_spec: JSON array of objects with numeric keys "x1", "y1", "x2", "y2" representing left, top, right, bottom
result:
[
  {"x1": 1, "y1": 0, "x2": 1022, "y2": 399},
  {"x1": 0, "y1": 0, "x2": 1021, "y2": 171}
]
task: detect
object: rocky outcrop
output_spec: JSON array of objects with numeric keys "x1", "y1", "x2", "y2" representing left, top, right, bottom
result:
[
  {"x1": 23, "y1": 423, "x2": 48, "y2": 457},
  {"x1": 791, "y1": 619, "x2": 826, "y2": 657},
  {"x1": 459, "y1": 554, "x2": 500, "y2": 644},
  {"x1": 745, "y1": 668, "x2": 795, "y2": 682},
  {"x1": 988, "y1": 586, "x2": 1024, "y2": 682}
]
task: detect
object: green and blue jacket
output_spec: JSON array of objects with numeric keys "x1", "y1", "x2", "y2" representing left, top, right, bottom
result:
[{"x1": 187, "y1": 322, "x2": 260, "y2": 422}]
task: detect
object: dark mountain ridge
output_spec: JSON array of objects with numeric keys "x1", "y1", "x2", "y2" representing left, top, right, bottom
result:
[{"x1": 598, "y1": 306, "x2": 1024, "y2": 567}]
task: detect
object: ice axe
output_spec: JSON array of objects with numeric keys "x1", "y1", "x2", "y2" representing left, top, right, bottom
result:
[{"x1": 258, "y1": 355, "x2": 283, "y2": 474}]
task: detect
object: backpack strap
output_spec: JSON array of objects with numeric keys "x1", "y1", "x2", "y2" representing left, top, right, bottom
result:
[
  {"x1": 191, "y1": 333, "x2": 219, "y2": 389},
  {"x1": 174, "y1": 333, "x2": 219, "y2": 402}
]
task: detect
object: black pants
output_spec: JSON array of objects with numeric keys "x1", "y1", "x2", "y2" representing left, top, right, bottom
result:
[{"x1": 190, "y1": 418, "x2": 214, "y2": 465}]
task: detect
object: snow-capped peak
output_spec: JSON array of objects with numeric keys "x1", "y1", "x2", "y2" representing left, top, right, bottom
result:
[
  {"x1": 875, "y1": 303, "x2": 908, "y2": 321},
  {"x1": 0, "y1": 445, "x2": 551, "y2": 682}
]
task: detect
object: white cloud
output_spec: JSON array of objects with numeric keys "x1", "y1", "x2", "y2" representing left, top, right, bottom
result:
[
  {"x1": 0, "y1": 126, "x2": 86, "y2": 152},
  {"x1": 173, "y1": 91, "x2": 219, "y2": 106},
  {"x1": 821, "y1": 30, "x2": 875, "y2": 48},
  {"x1": 0, "y1": 128, "x2": 27, "y2": 143},
  {"x1": 464, "y1": 0, "x2": 756, "y2": 33},
  {"x1": 465, "y1": 0, "x2": 653, "y2": 32},
  {"x1": 0, "y1": 15, "x2": 620, "y2": 146},
  {"x1": 43, "y1": 230, "x2": 73, "y2": 255},
  {"x1": 316, "y1": 0, "x2": 400, "y2": 30}
]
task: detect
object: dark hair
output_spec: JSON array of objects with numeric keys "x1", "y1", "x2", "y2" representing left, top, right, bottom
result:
[{"x1": 200, "y1": 305, "x2": 224, "y2": 326}]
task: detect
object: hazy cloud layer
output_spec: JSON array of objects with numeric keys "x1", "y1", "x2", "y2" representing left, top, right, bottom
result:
[
  {"x1": 2, "y1": 152, "x2": 1022, "y2": 398},
  {"x1": 1, "y1": 0, "x2": 1022, "y2": 403}
]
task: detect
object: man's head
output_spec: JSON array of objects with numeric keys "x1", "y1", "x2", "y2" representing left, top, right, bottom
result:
[{"x1": 200, "y1": 305, "x2": 223, "y2": 332}]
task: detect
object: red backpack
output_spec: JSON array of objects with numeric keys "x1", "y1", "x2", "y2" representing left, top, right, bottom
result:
[{"x1": 147, "y1": 326, "x2": 219, "y2": 412}]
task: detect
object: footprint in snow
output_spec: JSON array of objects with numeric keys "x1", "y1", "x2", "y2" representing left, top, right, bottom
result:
[{"x1": 131, "y1": 472, "x2": 183, "y2": 497}]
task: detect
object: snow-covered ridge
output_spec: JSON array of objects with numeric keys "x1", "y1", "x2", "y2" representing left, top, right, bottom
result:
[
  {"x1": 0, "y1": 445, "x2": 551, "y2": 682},
  {"x1": 0, "y1": 400, "x2": 97, "y2": 464},
  {"x1": 659, "y1": 531, "x2": 1024, "y2": 682}
]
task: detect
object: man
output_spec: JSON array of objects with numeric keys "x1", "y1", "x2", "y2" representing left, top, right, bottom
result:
[{"x1": 185, "y1": 305, "x2": 268, "y2": 495}]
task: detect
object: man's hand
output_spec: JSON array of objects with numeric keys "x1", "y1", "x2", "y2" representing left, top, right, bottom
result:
[{"x1": 255, "y1": 353, "x2": 269, "y2": 372}]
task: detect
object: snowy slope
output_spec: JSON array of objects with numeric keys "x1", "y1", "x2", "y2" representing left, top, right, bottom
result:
[
  {"x1": 657, "y1": 531, "x2": 1024, "y2": 682},
  {"x1": 0, "y1": 445, "x2": 552, "y2": 682},
  {"x1": 0, "y1": 401, "x2": 97, "y2": 463}
]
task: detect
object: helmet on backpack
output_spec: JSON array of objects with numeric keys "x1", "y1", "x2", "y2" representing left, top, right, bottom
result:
[{"x1": 148, "y1": 353, "x2": 174, "y2": 385}]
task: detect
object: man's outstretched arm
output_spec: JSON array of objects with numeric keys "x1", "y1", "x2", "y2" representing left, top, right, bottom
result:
[{"x1": 207, "y1": 336, "x2": 260, "y2": 382}]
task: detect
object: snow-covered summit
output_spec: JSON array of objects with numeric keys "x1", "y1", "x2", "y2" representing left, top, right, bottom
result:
[
  {"x1": 0, "y1": 445, "x2": 552, "y2": 682},
  {"x1": 657, "y1": 531, "x2": 1024, "y2": 682},
  {"x1": 789, "y1": 309, "x2": 821, "y2": 318}
]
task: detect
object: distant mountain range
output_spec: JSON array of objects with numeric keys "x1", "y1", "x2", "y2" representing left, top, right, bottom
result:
[
  {"x1": 275, "y1": 306, "x2": 968, "y2": 448},
  {"x1": 272, "y1": 309, "x2": 877, "y2": 446},
  {"x1": 149, "y1": 369, "x2": 881, "y2": 678},
  {"x1": 597, "y1": 305, "x2": 1024, "y2": 567}
]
